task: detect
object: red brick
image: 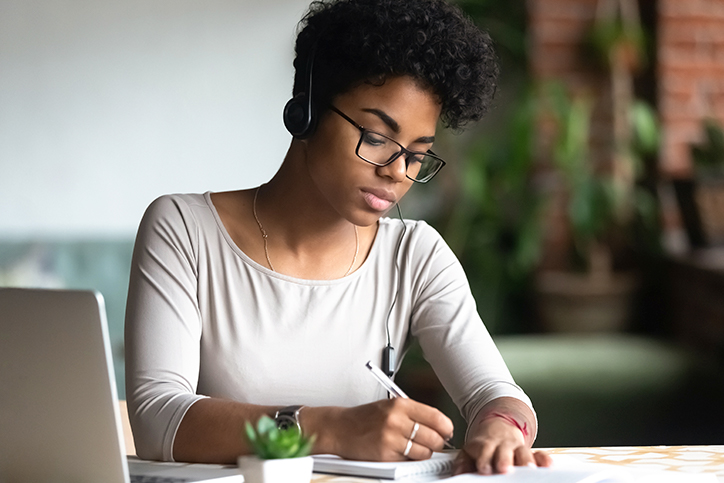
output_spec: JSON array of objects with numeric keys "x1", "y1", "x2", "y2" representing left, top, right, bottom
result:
[
  {"x1": 661, "y1": 75, "x2": 696, "y2": 97},
  {"x1": 664, "y1": 119, "x2": 703, "y2": 142},
  {"x1": 530, "y1": 16, "x2": 591, "y2": 43},
  {"x1": 715, "y1": 100, "x2": 724, "y2": 119},
  {"x1": 659, "y1": 0, "x2": 724, "y2": 19},
  {"x1": 660, "y1": 55, "x2": 724, "y2": 74},
  {"x1": 528, "y1": 0, "x2": 597, "y2": 21},
  {"x1": 660, "y1": 115, "x2": 705, "y2": 170},
  {"x1": 531, "y1": 47, "x2": 589, "y2": 75},
  {"x1": 660, "y1": 142, "x2": 693, "y2": 177},
  {"x1": 659, "y1": 19, "x2": 697, "y2": 39},
  {"x1": 659, "y1": 43, "x2": 724, "y2": 67}
]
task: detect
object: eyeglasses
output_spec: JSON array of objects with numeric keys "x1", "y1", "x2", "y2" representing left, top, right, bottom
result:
[{"x1": 330, "y1": 106, "x2": 445, "y2": 183}]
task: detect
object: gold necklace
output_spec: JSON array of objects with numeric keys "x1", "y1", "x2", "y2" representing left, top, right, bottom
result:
[{"x1": 252, "y1": 186, "x2": 359, "y2": 276}]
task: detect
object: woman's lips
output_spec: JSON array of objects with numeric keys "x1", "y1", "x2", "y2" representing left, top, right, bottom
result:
[{"x1": 362, "y1": 190, "x2": 395, "y2": 212}]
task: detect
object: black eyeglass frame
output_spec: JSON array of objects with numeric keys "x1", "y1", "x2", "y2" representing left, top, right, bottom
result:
[{"x1": 330, "y1": 106, "x2": 445, "y2": 183}]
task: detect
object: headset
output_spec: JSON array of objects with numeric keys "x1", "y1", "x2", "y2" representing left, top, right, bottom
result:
[
  {"x1": 382, "y1": 204, "x2": 407, "y2": 377},
  {"x1": 283, "y1": 40, "x2": 406, "y2": 377},
  {"x1": 283, "y1": 41, "x2": 318, "y2": 139}
]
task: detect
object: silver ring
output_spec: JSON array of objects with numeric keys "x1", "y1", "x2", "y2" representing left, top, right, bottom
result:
[
  {"x1": 403, "y1": 438, "x2": 413, "y2": 457},
  {"x1": 409, "y1": 422, "x2": 420, "y2": 441}
]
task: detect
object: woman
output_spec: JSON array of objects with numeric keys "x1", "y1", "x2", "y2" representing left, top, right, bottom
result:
[{"x1": 125, "y1": 0, "x2": 551, "y2": 475}]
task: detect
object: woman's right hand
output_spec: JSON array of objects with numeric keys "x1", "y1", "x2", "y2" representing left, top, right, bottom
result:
[{"x1": 306, "y1": 398, "x2": 454, "y2": 461}]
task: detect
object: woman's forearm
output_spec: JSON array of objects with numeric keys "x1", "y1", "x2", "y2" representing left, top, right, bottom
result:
[
  {"x1": 172, "y1": 397, "x2": 454, "y2": 464},
  {"x1": 172, "y1": 398, "x2": 279, "y2": 464}
]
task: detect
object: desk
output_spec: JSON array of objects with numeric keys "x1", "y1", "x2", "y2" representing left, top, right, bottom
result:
[
  {"x1": 310, "y1": 446, "x2": 724, "y2": 482},
  {"x1": 547, "y1": 446, "x2": 724, "y2": 481}
]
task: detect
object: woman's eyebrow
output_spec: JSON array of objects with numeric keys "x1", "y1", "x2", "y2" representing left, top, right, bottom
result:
[
  {"x1": 362, "y1": 108, "x2": 400, "y2": 132},
  {"x1": 361, "y1": 108, "x2": 435, "y2": 144}
]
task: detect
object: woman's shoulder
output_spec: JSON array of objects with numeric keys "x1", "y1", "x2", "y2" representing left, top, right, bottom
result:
[
  {"x1": 144, "y1": 192, "x2": 208, "y2": 212},
  {"x1": 378, "y1": 216, "x2": 436, "y2": 234},
  {"x1": 378, "y1": 217, "x2": 446, "y2": 246},
  {"x1": 141, "y1": 192, "x2": 211, "y2": 222},
  {"x1": 375, "y1": 217, "x2": 464, "y2": 289},
  {"x1": 136, "y1": 192, "x2": 218, "y2": 241},
  {"x1": 376, "y1": 217, "x2": 455, "y2": 266}
]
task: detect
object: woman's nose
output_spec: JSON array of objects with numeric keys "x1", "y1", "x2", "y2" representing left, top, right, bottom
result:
[{"x1": 376, "y1": 154, "x2": 408, "y2": 182}]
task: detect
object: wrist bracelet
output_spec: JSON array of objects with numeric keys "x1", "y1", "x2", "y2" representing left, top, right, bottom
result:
[{"x1": 480, "y1": 412, "x2": 529, "y2": 438}]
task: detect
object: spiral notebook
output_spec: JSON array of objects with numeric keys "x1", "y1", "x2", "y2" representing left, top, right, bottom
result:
[{"x1": 312, "y1": 451, "x2": 457, "y2": 479}]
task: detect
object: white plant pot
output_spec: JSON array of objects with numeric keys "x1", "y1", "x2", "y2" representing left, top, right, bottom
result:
[{"x1": 237, "y1": 455, "x2": 313, "y2": 483}]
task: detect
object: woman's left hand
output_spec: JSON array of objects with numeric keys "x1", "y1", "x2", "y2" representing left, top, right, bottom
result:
[{"x1": 451, "y1": 398, "x2": 552, "y2": 475}]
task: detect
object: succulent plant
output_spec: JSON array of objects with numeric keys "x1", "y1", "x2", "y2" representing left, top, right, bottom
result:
[{"x1": 244, "y1": 415, "x2": 315, "y2": 459}]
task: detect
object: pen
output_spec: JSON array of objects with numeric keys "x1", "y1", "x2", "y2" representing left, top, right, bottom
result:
[
  {"x1": 365, "y1": 360, "x2": 455, "y2": 449},
  {"x1": 365, "y1": 360, "x2": 409, "y2": 398}
]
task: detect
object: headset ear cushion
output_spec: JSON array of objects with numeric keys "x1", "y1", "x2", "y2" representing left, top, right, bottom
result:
[{"x1": 283, "y1": 93, "x2": 313, "y2": 139}]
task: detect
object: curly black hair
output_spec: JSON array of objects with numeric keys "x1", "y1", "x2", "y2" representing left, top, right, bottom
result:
[{"x1": 292, "y1": 0, "x2": 499, "y2": 131}]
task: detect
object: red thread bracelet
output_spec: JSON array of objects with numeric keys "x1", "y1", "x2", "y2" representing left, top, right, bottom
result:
[{"x1": 480, "y1": 412, "x2": 529, "y2": 438}]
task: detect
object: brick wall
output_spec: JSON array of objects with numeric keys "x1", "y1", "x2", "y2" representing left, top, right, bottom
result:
[
  {"x1": 528, "y1": 0, "x2": 614, "y2": 269},
  {"x1": 529, "y1": 0, "x2": 724, "y2": 174},
  {"x1": 529, "y1": 0, "x2": 612, "y2": 168},
  {"x1": 658, "y1": 0, "x2": 724, "y2": 176},
  {"x1": 527, "y1": 0, "x2": 724, "y2": 266}
]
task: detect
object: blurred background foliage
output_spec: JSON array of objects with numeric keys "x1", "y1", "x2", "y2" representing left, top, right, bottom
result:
[
  {"x1": 425, "y1": 0, "x2": 540, "y2": 335},
  {"x1": 435, "y1": 88, "x2": 543, "y2": 335},
  {"x1": 418, "y1": 0, "x2": 663, "y2": 335}
]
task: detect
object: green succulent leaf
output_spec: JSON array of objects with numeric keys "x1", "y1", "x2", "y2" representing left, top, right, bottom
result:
[{"x1": 243, "y1": 415, "x2": 315, "y2": 459}]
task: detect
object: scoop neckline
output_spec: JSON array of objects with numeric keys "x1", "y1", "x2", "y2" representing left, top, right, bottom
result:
[{"x1": 203, "y1": 190, "x2": 390, "y2": 285}]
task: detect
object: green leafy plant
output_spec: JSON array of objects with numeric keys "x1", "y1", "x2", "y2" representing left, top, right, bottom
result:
[
  {"x1": 691, "y1": 118, "x2": 724, "y2": 175},
  {"x1": 439, "y1": 87, "x2": 543, "y2": 333},
  {"x1": 542, "y1": 81, "x2": 659, "y2": 272},
  {"x1": 244, "y1": 416, "x2": 315, "y2": 459},
  {"x1": 587, "y1": 0, "x2": 648, "y2": 72}
]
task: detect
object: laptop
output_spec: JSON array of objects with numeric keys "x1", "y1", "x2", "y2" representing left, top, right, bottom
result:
[{"x1": 0, "y1": 287, "x2": 243, "y2": 483}]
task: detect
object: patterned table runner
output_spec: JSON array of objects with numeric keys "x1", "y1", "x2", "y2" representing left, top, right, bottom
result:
[{"x1": 545, "y1": 445, "x2": 724, "y2": 481}]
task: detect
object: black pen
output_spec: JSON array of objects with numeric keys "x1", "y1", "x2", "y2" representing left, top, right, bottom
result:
[{"x1": 365, "y1": 360, "x2": 455, "y2": 449}]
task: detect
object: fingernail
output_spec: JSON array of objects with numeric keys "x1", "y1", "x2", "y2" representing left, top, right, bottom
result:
[{"x1": 482, "y1": 464, "x2": 492, "y2": 475}]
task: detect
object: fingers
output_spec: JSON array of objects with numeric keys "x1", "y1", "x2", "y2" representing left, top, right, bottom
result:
[
  {"x1": 403, "y1": 399, "x2": 454, "y2": 443},
  {"x1": 402, "y1": 418, "x2": 450, "y2": 456},
  {"x1": 534, "y1": 449, "x2": 553, "y2": 467},
  {"x1": 475, "y1": 440, "x2": 498, "y2": 475},
  {"x1": 382, "y1": 398, "x2": 452, "y2": 458},
  {"x1": 452, "y1": 451, "x2": 476, "y2": 476},
  {"x1": 497, "y1": 447, "x2": 549, "y2": 472},
  {"x1": 459, "y1": 444, "x2": 528, "y2": 475},
  {"x1": 401, "y1": 422, "x2": 418, "y2": 458},
  {"x1": 458, "y1": 429, "x2": 550, "y2": 476},
  {"x1": 339, "y1": 398, "x2": 452, "y2": 461},
  {"x1": 472, "y1": 440, "x2": 526, "y2": 474},
  {"x1": 491, "y1": 444, "x2": 516, "y2": 474},
  {"x1": 400, "y1": 419, "x2": 437, "y2": 461},
  {"x1": 513, "y1": 445, "x2": 536, "y2": 468}
]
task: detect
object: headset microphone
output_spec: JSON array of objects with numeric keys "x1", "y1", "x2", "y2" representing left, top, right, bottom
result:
[
  {"x1": 382, "y1": 203, "x2": 407, "y2": 377},
  {"x1": 382, "y1": 345, "x2": 396, "y2": 379}
]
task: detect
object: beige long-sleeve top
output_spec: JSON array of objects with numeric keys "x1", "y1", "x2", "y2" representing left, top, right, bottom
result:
[{"x1": 124, "y1": 192, "x2": 533, "y2": 461}]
